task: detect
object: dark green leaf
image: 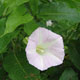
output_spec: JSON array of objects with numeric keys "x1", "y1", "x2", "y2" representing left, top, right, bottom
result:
[
  {"x1": 68, "y1": 43, "x2": 80, "y2": 71},
  {"x1": 73, "y1": 0, "x2": 80, "y2": 2},
  {"x1": 39, "y1": 2, "x2": 80, "y2": 24},
  {"x1": 0, "y1": 31, "x2": 19, "y2": 54},
  {"x1": 0, "y1": 3, "x2": 5, "y2": 17},
  {"x1": 0, "y1": 18, "x2": 6, "y2": 36},
  {"x1": 29, "y1": 0, "x2": 39, "y2": 15},
  {"x1": 59, "y1": 68, "x2": 78, "y2": 80},
  {"x1": 0, "y1": 67, "x2": 6, "y2": 80},
  {"x1": 55, "y1": 0, "x2": 79, "y2": 8},
  {"x1": 24, "y1": 20, "x2": 38, "y2": 35},
  {"x1": 3, "y1": 51, "x2": 41, "y2": 80}
]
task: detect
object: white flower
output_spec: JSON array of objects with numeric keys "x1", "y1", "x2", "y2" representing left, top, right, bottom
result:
[
  {"x1": 46, "y1": 20, "x2": 53, "y2": 27},
  {"x1": 25, "y1": 27, "x2": 65, "y2": 71}
]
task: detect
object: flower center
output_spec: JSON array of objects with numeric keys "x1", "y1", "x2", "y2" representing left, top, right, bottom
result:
[{"x1": 36, "y1": 45, "x2": 45, "y2": 54}]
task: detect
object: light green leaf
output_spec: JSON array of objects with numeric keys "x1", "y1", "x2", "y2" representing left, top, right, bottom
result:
[
  {"x1": 3, "y1": 51, "x2": 41, "y2": 80},
  {"x1": 24, "y1": 20, "x2": 38, "y2": 35},
  {"x1": 39, "y1": 2, "x2": 80, "y2": 24},
  {"x1": 0, "y1": 30, "x2": 19, "y2": 54},
  {"x1": 4, "y1": 5, "x2": 33, "y2": 35},
  {"x1": 4, "y1": 0, "x2": 29, "y2": 9},
  {"x1": 59, "y1": 68, "x2": 78, "y2": 80}
]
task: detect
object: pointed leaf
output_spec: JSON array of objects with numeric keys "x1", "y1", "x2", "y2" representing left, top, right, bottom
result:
[{"x1": 4, "y1": 5, "x2": 33, "y2": 35}]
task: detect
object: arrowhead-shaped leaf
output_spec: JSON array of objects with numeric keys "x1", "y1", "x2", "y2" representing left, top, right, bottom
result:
[{"x1": 4, "y1": 5, "x2": 33, "y2": 35}]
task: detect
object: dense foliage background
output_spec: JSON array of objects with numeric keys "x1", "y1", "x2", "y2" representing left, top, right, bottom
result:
[{"x1": 0, "y1": 0, "x2": 80, "y2": 80}]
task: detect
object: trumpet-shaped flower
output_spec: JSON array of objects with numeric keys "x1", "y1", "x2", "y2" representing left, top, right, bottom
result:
[{"x1": 25, "y1": 27, "x2": 65, "y2": 71}]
